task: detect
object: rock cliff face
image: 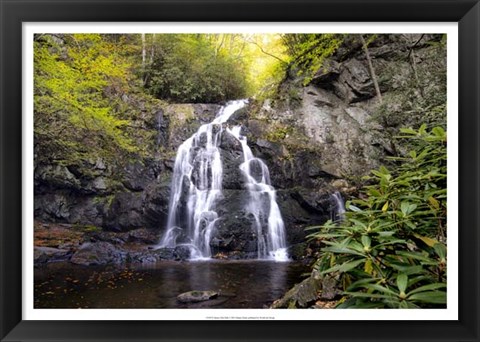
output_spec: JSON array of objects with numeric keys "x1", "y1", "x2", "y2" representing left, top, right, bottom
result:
[
  {"x1": 34, "y1": 34, "x2": 445, "y2": 259},
  {"x1": 34, "y1": 103, "x2": 221, "y2": 233}
]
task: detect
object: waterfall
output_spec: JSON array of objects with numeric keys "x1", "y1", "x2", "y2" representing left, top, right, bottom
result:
[
  {"x1": 227, "y1": 126, "x2": 288, "y2": 261},
  {"x1": 159, "y1": 100, "x2": 288, "y2": 261},
  {"x1": 331, "y1": 191, "x2": 346, "y2": 222}
]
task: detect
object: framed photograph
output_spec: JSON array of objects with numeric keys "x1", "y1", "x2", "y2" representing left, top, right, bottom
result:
[{"x1": 1, "y1": 0, "x2": 479, "y2": 341}]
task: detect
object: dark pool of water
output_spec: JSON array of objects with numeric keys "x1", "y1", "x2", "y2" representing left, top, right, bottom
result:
[{"x1": 34, "y1": 260, "x2": 309, "y2": 309}]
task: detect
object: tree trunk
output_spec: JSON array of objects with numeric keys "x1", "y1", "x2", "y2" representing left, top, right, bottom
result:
[
  {"x1": 360, "y1": 35, "x2": 382, "y2": 103},
  {"x1": 141, "y1": 33, "x2": 146, "y2": 68}
]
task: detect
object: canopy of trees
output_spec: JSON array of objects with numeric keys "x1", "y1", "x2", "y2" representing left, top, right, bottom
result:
[{"x1": 34, "y1": 34, "x2": 139, "y2": 166}]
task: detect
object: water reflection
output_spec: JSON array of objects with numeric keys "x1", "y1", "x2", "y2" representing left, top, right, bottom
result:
[{"x1": 35, "y1": 260, "x2": 308, "y2": 309}]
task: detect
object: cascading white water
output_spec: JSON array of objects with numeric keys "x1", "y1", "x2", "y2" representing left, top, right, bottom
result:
[
  {"x1": 331, "y1": 191, "x2": 346, "y2": 222},
  {"x1": 159, "y1": 100, "x2": 288, "y2": 261},
  {"x1": 227, "y1": 126, "x2": 288, "y2": 261}
]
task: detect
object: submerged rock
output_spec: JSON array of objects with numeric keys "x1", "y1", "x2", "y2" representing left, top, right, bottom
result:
[{"x1": 177, "y1": 290, "x2": 218, "y2": 303}]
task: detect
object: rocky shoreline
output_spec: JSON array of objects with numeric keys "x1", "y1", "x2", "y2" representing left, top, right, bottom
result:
[{"x1": 34, "y1": 221, "x2": 316, "y2": 266}]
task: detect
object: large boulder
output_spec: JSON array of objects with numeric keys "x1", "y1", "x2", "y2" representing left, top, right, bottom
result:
[
  {"x1": 34, "y1": 246, "x2": 72, "y2": 265},
  {"x1": 70, "y1": 241, "x2": 126, "y2": 266},
  {"x1": 271, "y1": 270, "x2": 340, "y2": 308}
]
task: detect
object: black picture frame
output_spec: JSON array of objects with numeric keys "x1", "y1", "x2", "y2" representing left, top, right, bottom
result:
[{"x1": 1, "y1": 0, "x2": 479, "y2": 341}]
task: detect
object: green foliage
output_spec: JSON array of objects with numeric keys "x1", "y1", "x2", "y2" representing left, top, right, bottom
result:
[
  {"x1": 34, "y1": 34, "x2": 139, "y2": 166},
  {"x1": 307, "y1": 125, "x2": 447, "y2": 308},
  {"x1": 282, "y1": 34, "x2": 343, "y2": 85},
  {"x1": 144, "y1": 34, "x2": 248, "y2": 103},
  {"x1": 265, "y1": 125, "x2": 292, "y2": 142}
]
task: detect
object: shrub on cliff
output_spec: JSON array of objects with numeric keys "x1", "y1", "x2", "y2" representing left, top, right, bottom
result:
[{"x1": 307, "y1": 125, "x2": 447, "y2": 308}]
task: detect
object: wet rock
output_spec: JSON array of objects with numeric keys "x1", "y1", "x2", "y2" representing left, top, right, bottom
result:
[
  {"x1": 341, "y1": 58, "x2": 376, "y2": 103},
  {"x1": 275, "y1": 189, "x2": 330, "y2": 245},
  {"x1": 271, "y1": 271, "x2": 340, "y2": 308},
  {"x1": 68, "y1": 196, "x2": 106, "y2": 227},
  {"x1": 122, "y1": 161, "x2": 157, "y2": 191},
  {"x1": 87, "y1": 231, "x2": 128, "y2": 245},
  {"x1": 35, "y1": 165, "x2": 81, "y2": 191},
  {"x1": 288, "y1": 242, "x2": 309, "y2": 261},
  {"x1": 219, "y1": 148, "x2": 244, "y2": 190},
  {"x1": 193, "y1": 104, "x2": 222, "y2": 123},
  {"x1": 70, "y1": 241, "x2": 126, "y2": 266},
  {"x1": 310, "y1": 59, "x2": 341, "y2": 87},
  {"x1": 129, "y1": 248, "x2": 176, "y2": 263},
  {"x1": 271, "y1": 276, "x2": 321, "y2": 308},
  {"x1": 227, "y1": 106, "x2": 250, "y2": 126},
  {"x1": 142, "y1": 178, "x2": 170, "y2": 229},
  {"x1": 128, "y1": 228, "x2": 160, "y2": 245},
  {"x1": 177, "y1": 290, "x2": 218, "y2": 303},
  {"x1": 34, "y1": 246, "x2": 72, "y2": 265},
  {"x1": 212, "y1": 190, "x2": 261, "y2": 254},
  {"x1": 35, "y1": 193, "x2": 72, "y2": 221},
  {"x1": 173, "y1": 245, "x2": 191, "y2": 260},
  {"x1": 104, "y1": 192, "x2": 144, "y2": 231},
  {"x1": 92, "y1": 177, "x2": 107, "y2": 191}
]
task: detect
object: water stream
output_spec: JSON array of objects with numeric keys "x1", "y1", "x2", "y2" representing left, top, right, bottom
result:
[
  {"x1": 159, "y1": 100, "x2": 288, "y2": 261},
  {"x1": 331, "y1": 191, "x2": 346, "y2": 222},
  {"x1": 34, "y1": 260, "x2": 308, "y2": 309}
]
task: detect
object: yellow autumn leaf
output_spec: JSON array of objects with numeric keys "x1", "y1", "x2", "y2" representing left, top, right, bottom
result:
[
  {"x1": 364, "y1": 259, "x2": 373, "y2": 274},
  {"x1": 414, "y1": 233, "x2": 439, "y2": 247},
  {"x1": 428, "y1": 196, "x2": 440, "y2": 210},
  {"x1": 382, "y1": 201, "x2": 389, "y2": 212}
]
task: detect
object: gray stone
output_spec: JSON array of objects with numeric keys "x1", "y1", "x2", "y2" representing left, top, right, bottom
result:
[
  {"x1": 34, "y1": 246, "x2": 71, "y2": 265},
  {"x1": 177, "y1": 291, "x2": 218, "y2": 303},
  {"x1": 70, "y1": 241, "x2": 126, "y2": 266},
  {"x1": 93, "y1": 177, "x2": 107, "y2": 191},
  {"x1": 35, "y1": 165, "x2": 81, "y2": 190},
  {"x1": 128, "y1": 228, "x2": 159, "y2": 244}
]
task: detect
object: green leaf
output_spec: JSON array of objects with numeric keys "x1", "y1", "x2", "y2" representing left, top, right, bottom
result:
[
  {"x1": 347, "y1": 204, "x2": 362, "y2": 212},
  {"x1": 343, "y1": 292, "x2": 394, "y2": 300},
  {"x1": 408, "y1": 291, "x2": 446, "y2": 304},
  {"x1": 407, "y1": 283, "x2": 446, "y2": 295},
  {"x1": 361, "y1": 235, "x2": 371, "y2": 248},
  {"x1": 396, "y1": 251, "x2": 433, "y2": 263},
  {"x1": 400, "y1": 127, "x2": 418, "y2": 135},
  {"x1": 432, "y1": 126, "x2": 446, "y2": 138},
  {"x1": 396, "y1": 273, "x2": 408, "y2": 293},
  {"x1": 433, "y1": 243, "x2": 447, "y2": 260},
  {"x1": 401, "y1": 202, "x2": 417, "y2": 216},
  {"x1": 388, "y1": 264, "x2": 424, "y2": 275},
  {"x1": 322, "y1": 245, "x2": 365, "y2": 257},
  {"x1": 348, "y1": 219, "x2": 368, "y2": 229},
  {"x1": 362, "y1": 284, "x2": 398, "y2": 296},
  {"x1": 320, "y1": 259, "x2": 365, "y2": 274}
]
